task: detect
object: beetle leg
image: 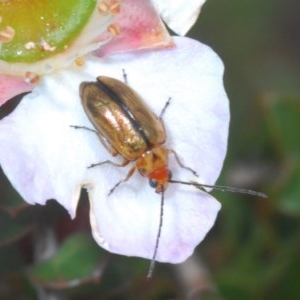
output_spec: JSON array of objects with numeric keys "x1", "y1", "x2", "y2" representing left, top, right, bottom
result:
[
  {"x1": 70, "y1": 125, "x2": 98, "y2": 133},
  {"x1": 70, "y1": 125, "x2": 118, "y2": 156},
  {"x1": 122, "y1": 68, "x2": 128, "y2": 84},
  {"x1": 168, "y1": 149, "x2": 199, "y2": 177},
  {"x1": 108, "y1": 164, "x2": 136, "y2": 195},
  {"x1": 88, "y1": 158, "x2": 130, "y2": 169},
  {"x1": 95, "y1": 135, "x2": 119, "y2": 156},
  {"x1": 159, "y1": 97, "x2": 171, "y2": 119}
]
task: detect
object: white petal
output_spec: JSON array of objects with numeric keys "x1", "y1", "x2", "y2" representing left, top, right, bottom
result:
[
  {"x1": 0, "y1": 37, "x2": 229, "y2": 262},
  {"x1": 152, "y1": 0, "x2": 206, "y2": 35}
]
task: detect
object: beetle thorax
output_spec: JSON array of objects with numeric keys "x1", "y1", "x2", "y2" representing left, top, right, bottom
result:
[{"x1": 136, "y1": 146, "x2": 170, "y2": 193}]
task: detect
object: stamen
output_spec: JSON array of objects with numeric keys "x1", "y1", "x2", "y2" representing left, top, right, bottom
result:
[
  {"x1": 75, "y1": 57, "x2": 85, "y2": 67},
  {"x1": 107, "y1": 23, "x2": 121, "y2": 36},
  {"x1": 97, "y1": 2, "x2": 109, "y2": 15},
  {"x1": 24, "y1": 41, "x2": 36, "y2": 50},
  {"x1": 0, "y1": 26, "x2": 15, "y2": 43},
  {"x1": 40, "y1": 39, "x2": 56, "y2": 52},
  {"x1": 24, "y1": 71, "x2": 40, "y2": 85},
  {"x1": 98, "y1": 0, "x2": 120, "y2": 15},
  {"x1": 109, "y1": 2, "x2": 120, "y2": 15}
]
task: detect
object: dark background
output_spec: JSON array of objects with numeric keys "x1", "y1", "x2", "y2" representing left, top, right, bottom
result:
[{"x1": 190, "y1": 0, "x2": 300, "y2": 298}]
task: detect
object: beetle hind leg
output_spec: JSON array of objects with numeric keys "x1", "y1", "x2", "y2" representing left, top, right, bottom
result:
[
  {"x1": 71, "y1": 125, "x2": 118, "y2": 156},
  {"x1": 70, "y1": 125, "x2": 97, "y2": 133},
  {"x1": 88, "y1": 158, "x2": 129, "y2": 169}
]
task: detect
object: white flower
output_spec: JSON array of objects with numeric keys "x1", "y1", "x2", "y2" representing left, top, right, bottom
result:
[{"x1": 0, "y1": 0, "x2": 229, "y2": 263}]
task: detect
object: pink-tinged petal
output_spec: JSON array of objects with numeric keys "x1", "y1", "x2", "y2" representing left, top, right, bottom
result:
[
  {"x1": 0, "y1": 75, "x2": 32, "y2": 106},
  {"x1": 152, "y1": 0, "x2": 206, "y2": 35},
  {"x1": 95, "y1": 0, "x2": 172, "y2": 57},
  {"x1": 0, "y1": 37, "x2": 229, "y2": 262}
]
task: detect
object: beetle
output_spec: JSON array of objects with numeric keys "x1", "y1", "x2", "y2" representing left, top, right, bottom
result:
[
  {"x1": 72, "y1": 72, "x2": 267, "y2": 279},
  {"x1": 78, "y1": 74, "x2": 198, "y2": 195}
]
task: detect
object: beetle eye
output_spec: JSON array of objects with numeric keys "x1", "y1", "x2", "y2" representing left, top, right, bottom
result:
[{"x1": 149, "y1": 179, "x2": 158, "y2": 188}]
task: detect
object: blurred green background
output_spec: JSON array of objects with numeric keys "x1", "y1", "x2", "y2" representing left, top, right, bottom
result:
[
  {"x1": 192, "y1": 0, "x2": 300, "y2": 299},
  {"x1": 0, "y1": 0, "x2": 300, "y2": 299}
]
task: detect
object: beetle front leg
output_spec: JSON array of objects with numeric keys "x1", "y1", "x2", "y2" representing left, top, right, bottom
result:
[
  {"x1": 122, "y1": 68, "x2": 128, "y2": 84},
  {"x1": 159, "y1": 97, "x2": 171, "y2": 119},
  {"x1": 168, "y1": 149, "x2": 199, "y2": 177},
  {"x1": 108, "y1": 164, "x2": 136, "y2": 196}
]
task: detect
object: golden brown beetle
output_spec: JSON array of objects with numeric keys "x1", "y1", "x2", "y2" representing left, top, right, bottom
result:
[
  {"x1": 72, "y1": 73, "x2": 266, "y2": 279},
  {"x1": 74, "y1": 74, "x2": 200, "y2": 279},
  {"x1": 79, "y1": 75, "x2": 197, "y2": 194}
]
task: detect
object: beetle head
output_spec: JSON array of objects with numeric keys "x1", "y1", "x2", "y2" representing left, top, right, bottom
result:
[{"x1": 136, "y1": 146, "x2": 171, "y2": 193}]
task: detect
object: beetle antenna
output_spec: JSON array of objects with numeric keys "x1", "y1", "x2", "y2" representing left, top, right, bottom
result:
[
  {"x1": 169, "y1": 179, "x2": 267, "y2": 198},
  {"x1": 147, "y1": 186, "x2": 165, "y2": 280}
]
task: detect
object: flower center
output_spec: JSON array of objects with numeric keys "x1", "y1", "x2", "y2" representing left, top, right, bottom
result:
[{"x1": 0, "y1": 0, "x2": 96, "y2": 63}]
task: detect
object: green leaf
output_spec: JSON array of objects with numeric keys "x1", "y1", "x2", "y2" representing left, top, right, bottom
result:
[
  {"x1": 0, "y1": 211, "x2": 32, "y2": 247},
  {"x1": 30, "y1": 233, "x2": 107, "y2": 289},
  {"x1": 277, "y1": 162, "x2": 300, "y2": 215},
  {"x1": 264, "y1": 95, "x2": 300, "y2": 158},
  {"x1": 0, "y1": 167, "x2": 29, "y2": 216},
  {"x1": 0, "y1": 244, "x2": 27, "y2": 276}
]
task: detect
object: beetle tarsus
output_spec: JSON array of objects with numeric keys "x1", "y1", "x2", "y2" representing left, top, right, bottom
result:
[
  {"x1": 88, "y1": 161, "x2": 107, "y2": 168},
  {"x1": 107, "y1": 165, "x2": 136, "y2": 195},
  {"x1": 107, "y1": 177, "x2": 129, "y2": 196},
  {"x1": 159, "y1": 97, "x2": 171, "y2": 119},
  {"x1": 70, "y1": 125, "x2": 98, "y2": 134},
  {"x1": 108, "y1": 181, "x2": 122, "y2": 196},
  {"x1": 122, "y1": 69, "x2": 128, "y2": 84},
  {"x1": 168, "y1": 149, "x2": 199, "y2": 177}
]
